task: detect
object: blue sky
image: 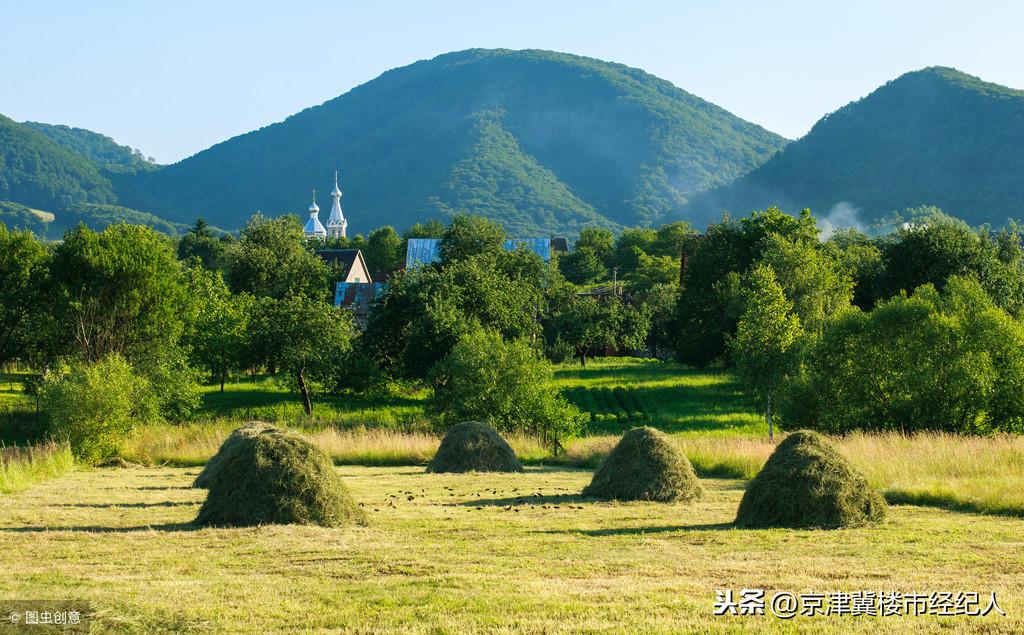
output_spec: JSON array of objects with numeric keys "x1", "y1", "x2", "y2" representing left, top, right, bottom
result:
[{"x1": 2, "y1": 0, "x2": 1022, "y2": 163}]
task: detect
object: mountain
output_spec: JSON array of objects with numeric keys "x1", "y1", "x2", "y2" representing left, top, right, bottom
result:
[
  {"x1": 23, "y1": 121, "x2": 158, "y2": 173},
  {"x1": 120, "y1": 49, "x2": 787, "y2": 235},
  {"x1": 0, "y1": 114, "x2": 118, "y2": 211},
  {"x1": 686, "y1": 67, "x2": 1024, "y2": 227}
]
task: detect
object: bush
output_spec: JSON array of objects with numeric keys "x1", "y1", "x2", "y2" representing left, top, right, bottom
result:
[
  {"x1": 192, "y1": 422, "x2": 274, "y2": 488},
  {"x1": 195, "y1": 425, "x2": 366, "y2": 527},
  {"x1": 582, "y1": 427, "x2": 703, "y2": 502},
  {"x1": 429, "y1": 329, "x2": 587, "y2": 446},
  {"x1": 426, "y1": 421, "x2": 523, "y2": 473},
  {"x1": 40, "y1": 355, "x2": 152, "y2": 464},
  {"x1": 735, "y1": 431, "x2": 886, "y2": 529}
]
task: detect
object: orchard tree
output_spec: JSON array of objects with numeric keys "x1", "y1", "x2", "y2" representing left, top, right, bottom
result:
[
  {"x1": 729, "y1": 264, "x2": 802, "y2": 440},
  {"x1": 438, "y1": 215, "x2": 506, "y2": 264},
  {"x1": 248, "y1": 295, "x2": 355, "y2": 416},
  {"x1": 560, "y1": 247, "x2": 606, "y2": 284},
  {"x1": 363, "y1": 226, "x2": 403, "y2": 278},
  {"x1": 183, "y1": 267, "x2": 252, "y2": 392},
  {"x1": 225, "y1": 214, "x2": 329, "y2": 301},
  {"x1": 574, "y1": 227, "x2": 615, "y2": 265},
  {"x1": 0, "y1": 224, "x2": 50, "y2": 367},
  {"x1": 545, "y1": 296, "x2": 649, "y2": 366}
]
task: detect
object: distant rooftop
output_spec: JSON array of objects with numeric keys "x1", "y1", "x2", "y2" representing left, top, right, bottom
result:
[{"x1": 404, "y1": 237, "x2": 565, "y2": 270}]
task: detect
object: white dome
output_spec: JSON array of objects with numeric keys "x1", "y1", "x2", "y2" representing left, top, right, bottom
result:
[{"x1": 309, "y1": 201, "x2": 320, "y2": 213}]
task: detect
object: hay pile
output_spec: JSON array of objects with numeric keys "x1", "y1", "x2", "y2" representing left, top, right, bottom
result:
[
  {"x1": 426, "y1": 421, "x2": 523, "y2": 473},
  {"x1": 193, "y1": 422, "x2": 274, "y2": 488},
  {"x1": 195, "y1": 424, "x2": 366, "y2": 528},
  {"x1": 735, "y1": 430, "x2": 886, "y2": 529},
  {"x1": 582, "y1": 427, "x2": 703, "y2": 502}
]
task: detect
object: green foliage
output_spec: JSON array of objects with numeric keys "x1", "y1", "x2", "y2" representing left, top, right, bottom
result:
[
  {"x1": 0, "y1": 224, "x2": 51, "y2": 366},
  {"x1": 735, "y1": 431, "x2": 886, "y2": 529},
  {"x1": 559, "y1": 247, "x2": 607, "y2": 284},
  {"x1": 783, "y1": 277, "x2": 1024, "y2": 434},
  {"x1": 574, "y1": 227, "x2": 615, "y2": 263},
  {"x1": 626, "y1": 252, "x2": 679, "y2": 293},
  {"x1": 22, "y1": 121, "x2": 156, "y2": 172},
  {"x1": 729, "y1": 264, "x2": 802, "y2": 415},
  {"x1": 57, "y1": 203, "x2": 191, "y2": 236},
  {"x1": 195, "y1": 425, "x2": 367, "y2": 527},
  {"x1": 363, "y1": 225, "x2": 403, "y2": 278},
  {"x1": 224, "y1": 214, "x2": 330, "y2": 301},
  {"x1": 438, "y1": 214, "x2": 506, "y2": 264},
  {"x1": 690, "y1": 66, "x2": 1024, "y2": 228},
  {"x1": 182, "y1": 267, "x2": 251, "y2": 391},
  {"x1": 545, "y1": 296, "x2": 650, "y2": 365},
  {"x1": 0, "y1": 201, "x2": 50, "y2": 235},
  {"x1": 177, "y1": 218, "x2": 228, "y2": 269},
  {"x1": 429, "y1": 330, "x2": 586, "y2": 444},
  {"x1": 40, "y1": 355, "x2": 152, "y2": 464},
  {"x1": 425, "y1": 421, "x2": 524, "y2": 473},
  {"x1": 633, "y1": 283, "x2": 678, "y2": 358},
  {"x1": 116, "y1": 49, "x2": 785, "y2": 233},
  {"x1": 0, "y1": 114, "x2": 117, "y2": 212},
  {"x1": 582, "y1": 427, "x2": 703, "y2": 502}
]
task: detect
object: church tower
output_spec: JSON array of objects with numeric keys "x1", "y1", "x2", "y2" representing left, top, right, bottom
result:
[
  {"x1": 326, "y1": 170, "x2": 347, "y2": 240},
  {"x1": 303, "y1": 189, "x2": 327, "y2": 240}
]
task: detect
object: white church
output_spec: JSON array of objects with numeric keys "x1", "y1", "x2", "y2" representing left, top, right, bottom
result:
[{"x1": 304, "y1": 171, "x2": 347, "y2": 240}]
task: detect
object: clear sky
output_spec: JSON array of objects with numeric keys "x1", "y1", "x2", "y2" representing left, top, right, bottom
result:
[{"x1": 3, "y1": 0, "x2": 1022, "y2": 164}]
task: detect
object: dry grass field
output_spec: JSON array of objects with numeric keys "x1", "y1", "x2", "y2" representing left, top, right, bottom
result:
[{"x1": 0, "y1": 465, "x2": 1021, "y2": 633}]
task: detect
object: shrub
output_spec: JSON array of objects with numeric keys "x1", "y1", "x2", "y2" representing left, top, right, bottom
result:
[
  {"x1": 582, "y1": 427, "x2": 703, "y2": 502},
  {"x1": 426, "y1": 421, "x2": 523, "y2": 473},
  {"x1": 429, "y1": 329, "x2": 587, "y2": 446},
  {"x1": 735, "y1": 430, "x2": 886, "y2": 529},
  {"x1": 192, "y1": 422, "x2": 274, "y2": 488},
  {"x1": 195, "y1": 425, "x2": 366, "y2": 527},
  {"x1": 40, "y1": 355, "x2": 152, "y2": 464}
]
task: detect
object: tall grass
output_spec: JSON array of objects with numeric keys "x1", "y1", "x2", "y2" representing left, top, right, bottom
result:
[{"x1": 0, "y1": 441, "x2": 74, "y2": 494}]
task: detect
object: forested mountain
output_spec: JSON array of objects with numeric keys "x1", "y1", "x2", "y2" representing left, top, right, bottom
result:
[
  {"x1": 23, "y1": 121, "x2": 157, "y2": 173},
  {"x1": 120, "y1": 49, "x2": 787, "y2": 235},
  {"x1": 0, "y1": 114, "x2": 119, "y2": 211},
  {"x1": 686, "y1": 67, "x2": 1024, "y2": 227}
]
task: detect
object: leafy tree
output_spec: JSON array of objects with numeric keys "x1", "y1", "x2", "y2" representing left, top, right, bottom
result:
[
  {"x1": 559, "y1": 246, "x2": 606, "y2": 284},
  {"x1": 575, "y1": 227, "x2": 615, "y2": 264},
  {"x1": 438, "y1": 215, "x2": 506, "y2": 264},
  {"x1": 634, "y1": 283, "x2": 679, "y2": 358},
  {"x1": 182, "y1": 267, "x2": 252, "y2": 392},
  {"x1": 429, "y1": 329, "x2": 586, "y2": 447},
  {"x1": 729, "y1": 264, "x2": 803, "y2": 439},
  {"x1": 651, "y1": 221, "x2": 697, "y2": 258},
  {"x1": 248, "y1": 295, "x2": 355, "y2": 416},
  {"x1": 784, "y1": 277, "x2": 1024, "y2": 433},
  {"x1": 627, "y1": 252, "x2": 679, "y2": 293},
  {"x1": 0, "y1": 224, "x2": 51, "y2": 367},
  {"x1": 544, "y1": 296, "x2": 649, "y2": 366},
  {"x1": 613, "y1": 227, "x2": 658, "y2": 275},
  {"x1": 224, "y1": 214, "x2": 329, "y2": 301},
  {"x1": 177, "y1": 218, "x2": 227, "y2": 270},
  {"x1": 363, "y1": 226, "x2": 403, "y2": 278},
  {"x1": 41, "y1": 354, "x2": 153, "y2": 464}
]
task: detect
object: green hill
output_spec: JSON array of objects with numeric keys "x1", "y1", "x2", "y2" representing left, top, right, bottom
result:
[
  {"x1": 686, "y1": 67, "x2": 1024, "y2": 227},
  {"x1": 121, "y1": 49, "x2": 787, "y2": 235},
  {"x1": 0, "y1": 114, "x2": 118, "y2": 211},
  {"x1": 23, "y1": 121, "x2": 158, "y2": 173}
]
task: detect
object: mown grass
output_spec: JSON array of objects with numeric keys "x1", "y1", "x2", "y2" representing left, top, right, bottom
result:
[
  {"x1": 0, "y1": 440, "x2": 74, "y2": 494},
  {"x1": 0, "y1": 465, "x2": 1020, "y2": 633}
]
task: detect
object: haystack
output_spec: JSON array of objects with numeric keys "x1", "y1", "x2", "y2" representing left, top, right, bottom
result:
[
  {"x1": 193, "y1": 422, "x2": 274, "y2": 488},
  {"x1": 735, "y1": 430, "x2": 886, "y2": 529},
  {"x1": 195, "y1": 425, "x2": 366, "y2": 527},
  {"x1": 582, "y1": 427, "x2": 703, "y2": 502},
  {"x1": 426, "y1": 421, "x2": 523, "y2": 473}
]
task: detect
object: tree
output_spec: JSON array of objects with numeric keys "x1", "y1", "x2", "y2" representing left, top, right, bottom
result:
[
  {"x1": 613, "y1": 227, "x2": 658, "y2": 276},
  {"x1": 183, "y1": 267, "x2": 252, "y2": 392},
  {"x1": 438, "y1": 215, "x2": 506, "y2": 264},
  {"x1": 429, "y1": 329, "x2": 586, "y2": 447},
  {"x1": 0, "y1": 224, "x2": 50, "y2": 367},
  {"x1": 51, "y1": 223, "x2": 188, "y2": 364},
  {"x1": 248, "y1": 295, "x2": 355, "y2": 416},
  {"x1": 651, "y1": 221, "x2": 696, "y2": 258},
  {"x1": 729, "y1": 264, "x2": 803, "y2": 440},
  {"x1": 574, "y1": 227, "x2": 615, "y2": 264},
  {"x1": 545, "y1": 296, "x2": 649, "y2": 366},
  {"x1": 627, "y1": 252, "x2": 679, "y2": 293},
  {"x1": 224, "y1": 214, "x2": 329, "y2": 301},
  {"x1": 559, "y1": 246, "x2": 606, "y2": 284},
  {"x1": 177, "y1": 218, "x2": 226, "y2": 270},
  {"x1": 363, "y1": 226, "x2": 403, "y2": 279},
  {"x1": 634, "y1": 283, "x2": 678, "y2": 358}
]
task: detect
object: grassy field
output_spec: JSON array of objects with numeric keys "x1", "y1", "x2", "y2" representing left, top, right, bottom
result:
[{"x1": 0, "y1": 465, "x2": 1020, "y2": 633}]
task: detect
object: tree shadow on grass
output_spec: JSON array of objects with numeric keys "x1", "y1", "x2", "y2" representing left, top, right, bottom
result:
[
  {"x1": 51, "y1": 501, "x2": 198, "y2": 509},
  {"x1": 455, "y1": 493, "x2": 585, "y2": 507},
  {"x1": 0, "y1": 522, "x2": 199, "y2": 533},
  {"x1": 542, "y1": 522, "x2": 736, "y2": 536}
]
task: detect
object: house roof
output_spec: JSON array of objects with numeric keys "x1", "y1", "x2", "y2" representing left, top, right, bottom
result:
[{"x1": 317, "y1": 248, "x2": 372, "y2": 283}]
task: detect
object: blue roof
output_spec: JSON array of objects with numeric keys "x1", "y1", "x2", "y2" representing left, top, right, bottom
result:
[{"x1": 405, "y1": 237, "x2": 552, "y2": 269}]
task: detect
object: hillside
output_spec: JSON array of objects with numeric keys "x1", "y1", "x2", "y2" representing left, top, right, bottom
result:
[
  {"x1": 0, "y1": 114, "x2": 118, "y2": 211},
  {"x1": 121, "y1": 49, "x2": 787, "y2": 235},
  {"x1": 686, "y1": 67, "x2": 1024, "y2": 227},
  {"x1": 23, "y1": 121, "x2": 157, "y2": 173}
]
